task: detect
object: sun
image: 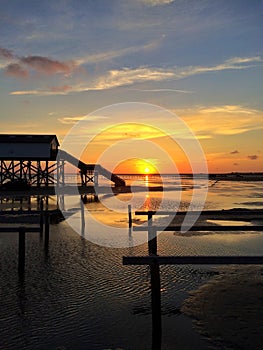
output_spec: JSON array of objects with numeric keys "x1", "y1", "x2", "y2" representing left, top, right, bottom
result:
[
  {"x1": 138, "y1": 160, "x2": 156, "y2": 174},
  {"x1": 144, "y1": 167, "x2": 150, "y2": 174},
  {"x1": 112, "y1": 158, "x2": 157, "y2": 174}
]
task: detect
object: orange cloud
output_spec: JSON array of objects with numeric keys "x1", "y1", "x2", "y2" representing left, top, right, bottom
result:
[
  {"x1": 1, "y1": 45, "x2": 77, "y2": 78},
  {"x1": 20, "y1": 56, "x2": 73, "y2": 75},
  {"x1": 4, "y1": 63, "x2": 28, "y2": 78}
]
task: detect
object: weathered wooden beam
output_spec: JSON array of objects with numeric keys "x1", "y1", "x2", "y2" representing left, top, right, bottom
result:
[
  {"x1": 123, "y1": 255, "x2": 263, "y2": 265},
  {"x1": 135, "y1": 209, "x2": 263, "y2": 216},
  {"x1": 133, "y1": 225, "x2": 263, "y2": 232}
]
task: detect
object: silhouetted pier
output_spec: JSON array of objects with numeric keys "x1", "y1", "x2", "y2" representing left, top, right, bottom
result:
[{"x1": 0, "y1": 134, "x2": 125, "y2": 190}]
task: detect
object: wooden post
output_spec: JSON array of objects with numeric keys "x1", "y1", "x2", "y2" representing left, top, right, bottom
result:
[
  {"x1": 28, "y1": 160, "x2": 31, "y2": 184},
  {"x1": 37, "y1": 160, "x2": 40, "y2": 187},
  {"x1": 45, "y1": 160, "x2": 49, "y2": 186},
  {"x1": 27, "y1": 195, "x2": 31, "y2": 211},
  {"x1": 148, "y1": 217, "x2": 157, "y2": 256},
  {"x1": 18, "y1": 227, "x2": 25, "y2": 274},
  {"x1": 61, "y1": 159, "x2": 65, "y2": 186},
  {"x1": 150, "y1": 261, "x2": 162, "y2": 350},
  {"x1": 146, "y1": 214, "x2": 161, "y2": 348},
  {"x1": 40, "y1": 199, "x2": 44, "y2": 237},
  {"x1": 44, "y1": 212, "x2": 50, "y2": 251},
  {"x1": 81, "y1": 172, "x2": 84, "y2": 186},
  {"x1": 148, "y1": 212, "x2": 153, "y2": 226},
  {"x1": 128, "y1": 204, "x2": 132, "y2": 229},
  {"x1": 19, "y1": 160, "x2": 23, "y2": 179},
  {"x1": 147, "y1": 219, "x2": 161, "y2": 348},
  {"x1": 19, "y1": 197, "x2": 23, "y2": 211},
  {"x1": 80, "y1": 196, "x2": 85, "y2": 237},
  {"x1": 94, "y1": 170, "x2": 98, "y2": 186}
]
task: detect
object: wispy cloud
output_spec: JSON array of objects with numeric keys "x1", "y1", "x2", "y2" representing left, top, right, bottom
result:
[
  {"x1": 178, "y1": 56, "x2": 263, "y2": 78},
  {"x1": 76, "y1": 40, "x2": 159, "y2": 65},
  {"x1": 247, "y1": 155, "x2": 258, "y2": 160},
  {"x1": 226, "y1": 57, "x2": 262, "y2": 64},
  {"x1": 140, "y1": 0, "x2": 174, "y2": 6},
  {"x1": 58, "y1": 115, "x2": 107, "y2": 125},
  {"x1": 58, "y1": 116, "x2": 85, "y2": 125},
  {"x1": 94, "y1": 67, "x2": 175, "y2": 89},
  {"x1": 1, "y1": 40, "x2": 160, "y2": 81},
  {"x1": 180, "y1": 105, "x2": 263, "y2": 137},
  {"x1": 94, "y1": 56, "x2": 262, "y2": 90},
  {"x1": 131, "y1": 88, "x2": 193, "y2": 93},
  {"x1": 11, "y1": 90, "x2": 59, "y2": 96},
  {"x1": 199, "y1": 105, "x2": 258, "y2": 115},
  {"x1": 8, "y1": 55, "x2": 262, "y2": 95}
]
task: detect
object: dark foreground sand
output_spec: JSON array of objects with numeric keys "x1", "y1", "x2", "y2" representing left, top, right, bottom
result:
[{"x1": 182, "y1": 266, "x2": 263, "y2": 349}]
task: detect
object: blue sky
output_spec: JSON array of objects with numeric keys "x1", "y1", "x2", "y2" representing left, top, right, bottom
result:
[{"x1": 0, "y1": 0, "x2": 262, "y2": 172}]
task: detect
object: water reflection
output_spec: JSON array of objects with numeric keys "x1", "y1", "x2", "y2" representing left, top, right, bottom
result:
[
  {"x1": 145, "y1": 174, "x2": 149, "y2": 187},
  {"x1": 1, "y1": 178, "x2": 263, "y2": 349}
]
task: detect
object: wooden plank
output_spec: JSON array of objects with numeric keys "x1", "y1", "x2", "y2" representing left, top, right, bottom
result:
[
  {"x1": 123, "y1": 256, "x2": 263, "y2": 265},
  {"x1": 133, "y1": 225, "x2": 263, "y2": 232},
  {"x1": 135, "y1": 209, "x2": 263, "y2": 217}
]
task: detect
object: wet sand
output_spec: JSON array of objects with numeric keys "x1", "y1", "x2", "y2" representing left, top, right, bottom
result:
[{"x1": 182, "y1": 265, "x2": 263, "y2": 349}]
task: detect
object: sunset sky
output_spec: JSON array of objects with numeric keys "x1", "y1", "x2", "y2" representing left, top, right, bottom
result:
[{"x1": 1, "y1": 0, "x2": 262, "y2": 173}]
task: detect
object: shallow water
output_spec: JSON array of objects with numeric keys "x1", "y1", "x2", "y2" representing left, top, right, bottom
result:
[{"x1": 0, "y1": 177, "x2": 263, "y2": 349}]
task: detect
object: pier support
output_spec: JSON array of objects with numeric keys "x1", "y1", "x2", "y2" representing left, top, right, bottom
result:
[
  {"x1": 80, "y1": 196, "x2": 85, "y2": 237},
  {"x1": 0, "y1": 159, "x2": 60, "y2": 187},
  {"x1": 128, "y1": 204, "x2": 132, "y2": 229},
  {"x1": 40, "y1": 199, "x2": 44, "y2": 237},
  {"x1": 18, "y1": 227, "x2": 25, "y2": 275},
  {"x1": 44, "y1": 212, "x2": 50, "y2": 251}
]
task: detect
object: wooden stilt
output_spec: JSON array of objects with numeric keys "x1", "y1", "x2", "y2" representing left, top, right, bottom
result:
[
  {"x1": 18, "y1": 227, "x2": 25, "y2": 275},
  {"x1": 40, "y1": 199, "x2": 44, "y2": 237},
  {"x1": 44, "y1": 212, "x2": 49, "y2": 251},
  {"x1": 128, "y1": 204, "x2": 132, "y2": 229},
  {"x1": 80, "y1": 196, "x2": 85, "y2": 237}
]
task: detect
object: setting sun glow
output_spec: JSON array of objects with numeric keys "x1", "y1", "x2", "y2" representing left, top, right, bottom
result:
[
  {"x1": 138, "y1": 161, "x2": 156, "y2": 175},
  {"x1": 144, "y1": 167, "x2": 150, "y2": 174},
  {"x1": 113, "y1": 158, "x2": 158, "y2": 174}
]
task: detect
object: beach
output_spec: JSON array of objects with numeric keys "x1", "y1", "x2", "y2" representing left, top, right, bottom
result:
[
  {"x1": 1, "y1": 176, "x2": 263, "y2": 349},
  {"x1": 182, "y1": 265, "x2": 263, "y2": 349}
]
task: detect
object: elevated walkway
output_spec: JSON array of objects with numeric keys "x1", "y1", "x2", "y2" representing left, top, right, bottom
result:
[{"x1": 58, "y1": 150, "x2": 125, "y2": 187}]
